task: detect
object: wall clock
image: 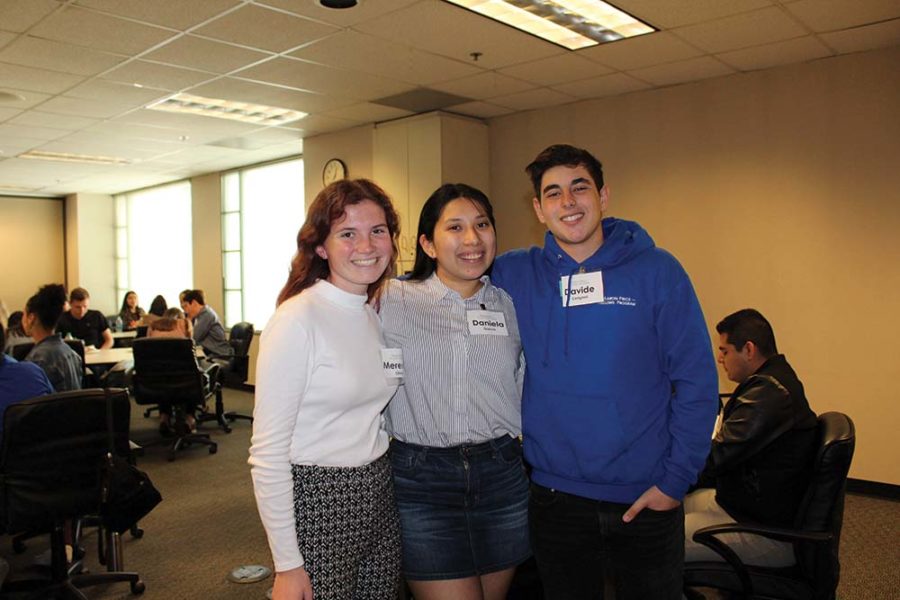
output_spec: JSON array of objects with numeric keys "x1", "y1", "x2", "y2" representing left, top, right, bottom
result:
[{"x1": 322, "y1": 158, "x2": 347, "y2": 185}]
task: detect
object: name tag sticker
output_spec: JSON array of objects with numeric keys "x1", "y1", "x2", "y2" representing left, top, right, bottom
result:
[
  {"x1": 380, "y1": 348, "x2": 404, "y2": 379},
  {"x1": 559, "y1": 271, "x2": 604, "y2": 307},
  {"x1": 466, "y1": 310, "x2": 509, "y2": 336}
]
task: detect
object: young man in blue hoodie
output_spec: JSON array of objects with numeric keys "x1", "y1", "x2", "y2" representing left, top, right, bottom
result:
[{"x1": 491, "y1": 144, "x2": 718, "y2": 599}]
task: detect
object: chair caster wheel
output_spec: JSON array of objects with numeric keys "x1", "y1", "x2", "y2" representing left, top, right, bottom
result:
[
  {"x1": 12, "y1": 539, "x2": 26, "y2": 554},
  {"x1": 209, "y1": 445, "x2": 218, "y2": 454},
  {"x1": 130, "y1": 526, "x2": 144, "y2": 539},
  {"x1": 131, "y1": 579, "x2": 146, "y2": 594}
]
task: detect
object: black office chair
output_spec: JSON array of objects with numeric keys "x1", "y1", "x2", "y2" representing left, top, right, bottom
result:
[
  {"x1": 0, "y1": 388, "x2": 145, "y2": 598},
  {"x1": 204, "y1": 321, "x2": 254, "y2": 428},
  {"x1": 131, "y1": 338, "x2": 219, "y2": 461},
  {"x1": 683, "y1": 412, "x2": 856, "y2": 600},
  {"x1": 222, "y1": 321, "x2": 254, "y2": 388}
]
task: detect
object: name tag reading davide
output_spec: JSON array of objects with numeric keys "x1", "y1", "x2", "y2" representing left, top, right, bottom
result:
[
  {"x1": 380, "y1": 348, "x2": 404, "y2": 379},
  {"x1": 466, "y1": 310, "x2": 509, "y2": 336},
  {"x1": 559, "y1": 271, "x2": 604, "y2": 307}
]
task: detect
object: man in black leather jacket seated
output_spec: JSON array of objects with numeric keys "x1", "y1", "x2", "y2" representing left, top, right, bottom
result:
[{"x1": 684, "y1": 308, "x2": 818, "y2": 567}]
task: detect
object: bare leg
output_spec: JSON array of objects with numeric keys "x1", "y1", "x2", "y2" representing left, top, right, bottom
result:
[
  {"x1": 480, "y1": 567, "x2": 517, "y2": 600},
  {"x1": 408, "y1": 576, "x2": 484, "y2": 600}
]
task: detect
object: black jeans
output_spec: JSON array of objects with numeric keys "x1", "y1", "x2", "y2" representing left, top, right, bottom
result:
[{"x1": 529, "y1": 483, "x2": 684, "y2": 600}]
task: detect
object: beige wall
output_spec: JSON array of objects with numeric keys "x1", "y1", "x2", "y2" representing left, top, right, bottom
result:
[
  {"x1": 0, "y1": 196, "x2": 66, "y2": 315},
  {"x1": 65, "y1": 193, "x2": 116, "y2": 313},
  {"x1": 303, "y1": 125, "x2": 375, "y2": 203},
  {"x1": 190, "y1": 173, "x2": 224, "y2": 313},
  {"x1": 489, "y1": 45, "x2": 900, "y2": 485}
]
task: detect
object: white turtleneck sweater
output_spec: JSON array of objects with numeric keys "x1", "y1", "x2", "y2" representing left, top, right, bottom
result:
[{"x1": 249, "y1": 280, "x2": 398, "y2": 572}]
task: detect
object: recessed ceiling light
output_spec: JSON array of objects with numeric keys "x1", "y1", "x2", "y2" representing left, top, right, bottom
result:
[
  {"x1": 0, "y1": 91, "x2": 27, "y2": 103},
  {"x1": 147, "y1": 93, "x2": 307, "y2": 126},
  {"x1": 18, "y1": 150, "x2": 131, "y2": 165},
  {"x1": 445, "y1": 0, "x2": 654, "y2": 50}
]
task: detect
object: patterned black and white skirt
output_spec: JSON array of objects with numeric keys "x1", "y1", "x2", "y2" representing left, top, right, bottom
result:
[{"x1": 291, "y1": 453, "x2": 401, "y2": 600}]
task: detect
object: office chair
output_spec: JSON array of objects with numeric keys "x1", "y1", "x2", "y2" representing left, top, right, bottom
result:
[
  {"x1": 683, "y1": 412, "x2": 856, "y2": 600},
  {"x1": 131, "y1": 338, "x2": 219, "y2": 461},
  {"x1": 9, "y1": 338, "x2": 90, "y2": 388},
  {"x1": 0, "y1": 388, "x2": 145, "y2": 598},
  {"x1": 199, "y1": 321, "x2": 254, "y2": 430}
]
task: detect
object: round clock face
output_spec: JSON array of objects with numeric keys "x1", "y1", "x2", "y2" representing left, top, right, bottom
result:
[{"x1": 322, "y1": 158, "x2": 346, "y2": 185}]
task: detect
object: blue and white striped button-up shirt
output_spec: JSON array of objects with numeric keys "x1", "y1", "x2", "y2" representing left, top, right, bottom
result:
[{"x1": 380, "y1": 274, "x2": 523, "y2": 447}]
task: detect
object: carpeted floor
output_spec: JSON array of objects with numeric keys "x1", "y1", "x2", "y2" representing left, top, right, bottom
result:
[{"x1": 0, "y1": 388, "x2": 897, "y2": 599}]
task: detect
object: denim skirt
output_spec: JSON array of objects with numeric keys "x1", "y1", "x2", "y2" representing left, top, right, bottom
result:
[{"x1": 390, "y1": 435, "x2": 531, "y2": 580}]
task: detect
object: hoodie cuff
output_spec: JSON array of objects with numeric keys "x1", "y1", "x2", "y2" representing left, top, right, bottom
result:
[{"x1": 657, "y1": 472, "x2": 692, "y2": 502}]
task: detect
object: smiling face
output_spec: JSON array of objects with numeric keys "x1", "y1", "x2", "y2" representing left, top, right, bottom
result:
[
  {"x1": 420, "y1": 197, "x2": 496, "y2": 298},
  {"x1": 125, "y1": 292, "x2": 137, "y2": 309},
  {"x1": 316, "y1": 199, "x2": 393, "y2": 296},
  {"x1": 533, "y1": 164, "x2": 608, "y2": 263}
]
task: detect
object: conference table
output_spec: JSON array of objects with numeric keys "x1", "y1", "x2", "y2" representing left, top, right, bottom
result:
[{"x1": 84, "y1": 345, "x2": 206, "y2": 368}]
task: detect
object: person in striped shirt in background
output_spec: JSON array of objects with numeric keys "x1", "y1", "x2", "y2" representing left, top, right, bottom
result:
[{"x1": 380, "y1": 183, "x2": 529, "y2": 600}]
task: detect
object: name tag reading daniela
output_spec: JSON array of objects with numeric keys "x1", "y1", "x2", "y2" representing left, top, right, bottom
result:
[
  {"x1": 559, "y1": 271, "x2": 604, "y2": 307},
  {"x1": 381, "y1": 348, "x2": 404, "y2": 379},
  {"x1": 467, "y1": 310, "x2": 508, "y2": 336}
]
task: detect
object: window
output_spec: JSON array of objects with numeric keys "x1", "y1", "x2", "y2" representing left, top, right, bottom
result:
[
  {"x1": 115, "y1": 181, "x2": 193, "y2": 313},
  {"x1": 221, "y1": 158, "x2": 304, "y2": 329}
]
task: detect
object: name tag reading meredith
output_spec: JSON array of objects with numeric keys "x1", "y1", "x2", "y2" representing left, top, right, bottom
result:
[
  {"x1": 467, "y1": 309, "x2": 508, "y2": 336},
  {"x1": 559, "y1": 271, "x2": 604, "y2": 307},
  {"x1": 380, "y1": 348, "x2": 404, "y2": 379}
]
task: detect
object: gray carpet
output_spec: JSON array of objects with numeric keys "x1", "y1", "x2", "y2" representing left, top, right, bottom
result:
[{"x1": 1, "y1": 388, "x2": 897, "y2": 599}]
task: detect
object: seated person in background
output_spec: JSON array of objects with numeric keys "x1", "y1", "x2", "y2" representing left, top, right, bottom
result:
[
  {"x1": 684, "y1": 308, "x2": 818, "y2": 567},
  {"x1": 182, "y1": 289, "x2": 232, "y2": 361},
  {"x1": 3, "y1": 311, "x2": 32, "y2": 354},
  {"x1": 142, "y1": 295, "x2": 168, "y2": 326},
  {"x1": 56, "y1": 287, "x2": 113, "y2": 350},
  {"x1": 0, "y1": 324, "x2": 53, "y2": 425},
  {"x1": 162, "y1": 307, "x2": 193, "y2": 339},
  {"x1": 147, "y1": 316, "x2": 209, "y2": 435},
  {"x1": 117, "y1": 291, "x2": 146, "y2": 331},
  {"x1": 23, "y1": 284, "x2": 83, "y2": 392}
]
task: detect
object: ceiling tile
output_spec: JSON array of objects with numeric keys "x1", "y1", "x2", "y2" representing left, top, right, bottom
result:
[
  {"x1": 189, "y1": 77, "x2": 356, "y2": 113},
  {"x1": 0, "y1": 87, "x2": 52, "y2": 109},
  {"x1": 430, "y1": 72, "x2": 535, "y2": 101},
  {"x1": 8, "y1": 110, "x2": 101, "y2": 130},
  {"x1": 784, "y1": 0, "x2": 900, "y2": 33},
  {"x1": 0, "y1": 31, "x2": 15, "y2": 47},
  {"x1": 194, "y1": 4, "x2": 339, "y2": 53},
  {"x1": 257, "y1": 0, "x2": 420, "y2": 27},
  {"x1": 819, "y1": 18, "x2": 900, "y2": 53},
  {"x1": 289, "y1": 31, "x2": 481, "y2": 86},
  {"x1": 37, "y1": 137, "x2": 171, "y2": 161},
  {"x1": 0, "y1": 122, "x2": 75, "y2": 141},
  {"x1": 320, "y1": 103, "x2": 414, "y2": 124},
  {"x1": 673, "y1": 6, "x2": 808, "y2": 53},
  {"x1": 74, "y1": 0, "x2": 242, "y2": 31},
  {"x1": 281, "y1": 114, "x2": 358, "y2": 135},
  {"x1": 354, "y1": 1, "x2": 564, "y2": 69},
  {"x1": 717, "y1": 35, "x2": 832, "y2": 71},
  {"x1": 0, "y1": 36, "x2": 125, "y2": 76},
  {"x1": 235, "y1": 57, "x2": 412, "y2": 101},
  {"x1": 612, "y1": 0, "x2": 773, "y2": 28},
  {"x1": 65, "y1": 79, "x2": 171, "y2": 105},
  {"x1": 36, "y1": 95, "x2": 147, "y2": 119},
  {"x1": 491, "y1": 88, "x2": 577, "y2": 112},
  {"x1": 100, "y1": 59, "x2": 217, "y2": 91},
  {"x1": 0, "y1": 0, "x2": 62, "y2": 33},
  {"x1": 629, "y1": 55, "x2": 734, "y2": 86},
  {"x1": 578, "y1": 32, "x2": 703, "y2": 71},
  {"x1": 30, "y1": 5, "x2": 176, "y2": 55},
  {"x1": 554, "y1": 72, "x2": 652, "y2": 99},
  {"x1": 445, "y1": 101, "x2": 515, "y2": 119},
  {"x1": 83, "y1": 121, "x2": 183, "y2": 143},
  {"x1": 144, "y1": 35, "x2": 271, "y2": 74},
  {"x1": 0, "y1": 107, "x2": 22, "y2": 122},
  {"x1": 0, "y1": 136, "x2": 45, "y2": 156},
  {"x1": 0, "y1": 62, "x2": 86, "y2": 94},
  {"x1": 499, "y1": 54, "x2": 614, "y2": 86},
  {"x1": 207, "y1": 126, "x2": 303, "y2": 150},
  {"x1": 114, "y1": 109, "x2": 263, "y2": 141}
]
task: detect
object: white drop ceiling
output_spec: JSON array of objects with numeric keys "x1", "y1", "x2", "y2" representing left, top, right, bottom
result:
[{"x1": 0, "y1": 0, "x2": 898, "y2": 196}]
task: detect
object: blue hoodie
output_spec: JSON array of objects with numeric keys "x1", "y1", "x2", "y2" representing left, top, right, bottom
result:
[{"x1": 491, "y1": 218, "x2": 718, "y2": 503}]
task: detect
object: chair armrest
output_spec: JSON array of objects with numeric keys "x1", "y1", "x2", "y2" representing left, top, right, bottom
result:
[{"x1": 694, "y1": 522, "x2": 833, "y2": 546}]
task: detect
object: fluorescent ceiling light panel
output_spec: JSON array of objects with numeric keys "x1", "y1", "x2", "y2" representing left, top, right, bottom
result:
[
  {"x1": 147, "y1": 93, "x2": 307, "y2": 125},
  {"x1": 445, "y1": 0, "x2": 654, "y2": 50},
  {"x1": 18, "y1": 150, "x2": 131, "y2": 165}
]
